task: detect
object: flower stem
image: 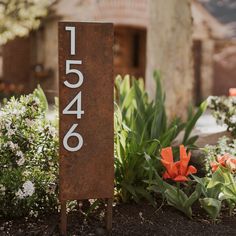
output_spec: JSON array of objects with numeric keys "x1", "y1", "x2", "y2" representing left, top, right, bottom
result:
[{"x1": 177, "y1": 182, "x2": 180, "y2": 199}]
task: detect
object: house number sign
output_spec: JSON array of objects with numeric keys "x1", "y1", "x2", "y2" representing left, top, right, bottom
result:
[
  {"x1": 58, "y1": 22, "x2": 114, "y2": 235},
  {"x1": 62, "y1": 26, "x2": 84, "y2": 152}
]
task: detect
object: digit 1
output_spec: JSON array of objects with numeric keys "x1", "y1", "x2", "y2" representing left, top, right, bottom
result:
[{"x1": 65, "y1": 26, "x2": 76, "y2": 55}]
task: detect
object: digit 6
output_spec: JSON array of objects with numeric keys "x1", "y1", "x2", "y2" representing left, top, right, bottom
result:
[{"x1": 63, "y1": 124, "x2": 83, "y2": 152}]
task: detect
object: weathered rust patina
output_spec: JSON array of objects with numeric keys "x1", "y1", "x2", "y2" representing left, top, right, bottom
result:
[{"x1": 58, "y1": 22, "x2": 114, "y2": 201}]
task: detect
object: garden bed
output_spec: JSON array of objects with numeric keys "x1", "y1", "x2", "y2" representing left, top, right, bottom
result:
[
  {"x1": 1, "y1": 79, "x2": 236, "y2": 235},
  {"x1": 0, "y1": 202, "x2": 235, "y2": 236}
]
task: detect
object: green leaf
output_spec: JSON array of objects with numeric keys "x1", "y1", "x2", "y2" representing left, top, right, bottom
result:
[
  {"x1": 199, "y1": 198, "x2": 221, "y2": 219},
  {"x1": 135, "y1": 186, "x2": 156, "y2": 207},
  {"x1": 159, "y1": 125, "x2": 177, "y2": 147},
  {"x1": 184, "y1": 183, "x2": 202, "y2": 208},
  {"x1": 34, "y1": 85, "x2": 48, "y2": 111},
  {"x1": 183, "y1": 101, "x2": 207, "y2": 144},
  {"x1": 184, "y1": 135, "x2": 199, "y2": 146},
  {"x1": 153, "y1": 70, "x2": 164, "y2": 103}
]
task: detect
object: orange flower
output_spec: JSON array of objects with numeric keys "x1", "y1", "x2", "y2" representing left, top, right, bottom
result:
[
  {"x1": 211, "y1": 153, "x2": 236, "y2": 173},
  {"x1": 229, "y1": 88, "x2": 236, "y2": 97},
  {"x1": 160, "y1": 145, "x2": 197, "y2": 182}
]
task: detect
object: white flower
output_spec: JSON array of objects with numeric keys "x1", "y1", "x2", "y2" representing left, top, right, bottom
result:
[
  {"x1": 0, "y1": 184, "x2": 6, "y2": 195},
  {"x1": 7, "y1": 141, "x2": 18, "y2": 150},
  {"x1": 37, "y1": 146, "x2": 43, "y2": 154},
  {"x1": 21, "y1": 106, "x2": 26, "y2": 114},
  {"x1": 48, "y1": 126, "x2": 57, "y2": 137},
  {"x1": 16, "y1": 181, "x2": 35, "y2": 199},
  {"x1": 16, "y1": 150, "x2": 24, "y2": 158},
  {"x1": 25, "y1": 118, "x2": 35, "y2": 127},
  {"x1": 5, "y1": 121, "x2": 15, "y2": 137},
  {"x1": 22, "y1": 181, "x2": 35, "y2": 197},
  {"x1": 16, "y1": 189, "x2": 25, "y2": 199},
  {"x1": 16, "y1": 156, "x2": 25, "y2": 166},
  {"x1": 218, "y1": 192, "x2": 225, "y2": 201},
  {"x1": 7, "y1": 129, "x2": 15, "y2": 137},
  {"x1": 12, "y1": 106, "x2": 26, "y2": 116},
  {"x1": 34, "y1": 97, "x2": 40, "y2": 105},
  {"x1": 29, "y1": 210, "x2": 38, "y2": 218},
  {"x1": 46, "y1": 183, "x2": 56, "y2": 194},
  {"x1": 12, "y1": 109, "x2": 20, "y2": 116},
  {"x1": 5, "y1": 122, "x2": 11, "y2": 130}
]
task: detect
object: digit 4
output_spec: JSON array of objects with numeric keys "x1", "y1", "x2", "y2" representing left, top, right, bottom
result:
[{"x1": 63, "y1": 92, "x2": 84, "y2": 119}]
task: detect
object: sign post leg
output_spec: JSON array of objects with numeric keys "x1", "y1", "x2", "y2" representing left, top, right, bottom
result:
[
  {"x1": 106, "y1": 198, "x2": 113, "y2": 235},
  {"x1": 60, "y1": 200, "x2": 67, "y2": 236}
]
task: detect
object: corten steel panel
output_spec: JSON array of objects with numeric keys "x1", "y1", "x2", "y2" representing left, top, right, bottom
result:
[{"x1": 58, "y1": 22, "x2": 114, "y2": 201}]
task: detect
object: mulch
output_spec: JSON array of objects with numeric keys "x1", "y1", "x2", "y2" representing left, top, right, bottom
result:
[{"x1": 0, "y1": 201, "x2": 236, "y2": 236}]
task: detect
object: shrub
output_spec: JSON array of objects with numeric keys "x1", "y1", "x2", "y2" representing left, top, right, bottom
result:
[
  {"x1": 0, "y1": 87, "x2": 59, "y2": 218},
  {"x1": 208, "y1": 96, "x2": 236, "y2": 137}
]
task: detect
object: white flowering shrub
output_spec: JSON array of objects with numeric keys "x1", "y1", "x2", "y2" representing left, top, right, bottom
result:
[
  {"x1": 0, "y1": 87, "x2": 59, "y2": 218},
  {"x1": 208, "y1": 96, "x2": 236, "y2": 137}
]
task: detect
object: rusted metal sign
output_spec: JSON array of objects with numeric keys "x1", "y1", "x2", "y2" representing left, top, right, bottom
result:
[{"x1": 58, "y1": 22, "x2": 114, "y2": 234}]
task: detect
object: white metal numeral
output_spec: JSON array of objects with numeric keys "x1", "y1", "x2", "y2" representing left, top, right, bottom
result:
[
  {"x1": 63, "y1": 26, "x2": 84, "y2": 153},
  {"x1": 63, "y1": 124, "x2": 83, "y2": 152},
  {"x1": 64, "y1": 60, "x2": 84, "y2": 88},
  {"x1": 63, "y1": 92, "x2": 84, "y2": 119},
  {"x1": 65, "y1": 26, "x2": 76, "y2": 55}
]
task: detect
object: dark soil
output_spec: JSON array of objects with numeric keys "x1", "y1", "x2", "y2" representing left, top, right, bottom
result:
[{"x1": 0, "y1": 202, "x2": 236, "y2": 236}]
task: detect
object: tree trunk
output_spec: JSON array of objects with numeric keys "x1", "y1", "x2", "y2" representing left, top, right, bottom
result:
[{"x1": 146, "y1": 0, "x2": 193, "y2": 119}]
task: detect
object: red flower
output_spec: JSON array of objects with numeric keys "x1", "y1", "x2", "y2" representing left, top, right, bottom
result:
[
  {"x1": 211, "y1": 153, "x2": 236, "y2": 173},
  {"x1": 160, "y1": 145, "x2": 197, "y2": 182}
]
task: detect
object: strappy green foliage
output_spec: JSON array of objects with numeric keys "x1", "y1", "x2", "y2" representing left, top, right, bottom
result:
[{"x1": 114, "y1": 71, "x2": 206, "y2": 203}]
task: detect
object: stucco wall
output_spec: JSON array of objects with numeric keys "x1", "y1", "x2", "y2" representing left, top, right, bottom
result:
[
  {"x1": 201, "y1": 39, "x2": 215, "y2": 99},
  {"x1": 146, "y1": 0, "x2": 194, "y2": 118}
]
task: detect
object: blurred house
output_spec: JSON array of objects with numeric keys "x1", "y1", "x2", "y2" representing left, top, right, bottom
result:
[
  {"x1": 0, "y1": 0, "x2": 235, "y2": 104},
  {"x1": 193, "y1": 0, "x2": 236, "y2": 104}
]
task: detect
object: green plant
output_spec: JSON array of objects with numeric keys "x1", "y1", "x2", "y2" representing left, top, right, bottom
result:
[
  {"x1": 149, "y1": 172, "x2": 201, "y2": 218},
  {"x1": 114, "y1": 71, "x2": 206, "y2": 203},
  {"x1": 0, "y1": 86, "x2": 59, "y2": 218},
  {"x1": 193, "y1": 166, "x2": 236, "y2": 219},
  {"x1": 204, "y1": 136, "x2": 236, "y2": 174},
  {"x1": 208, "y1": 96, "x2": 236, "y2": 137},
  {"x1": 115, "y1": 72, "x2": 170, "y2": 145},
  {"x1": 183, "y1": 101, "x2": 208, "y2": 148},
  {"x1": 114, "y1": 104, "x2": 159, "y2": 204},
  {"x1": 147, "y1": 145, "x2": 200, "y2": 218}
]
